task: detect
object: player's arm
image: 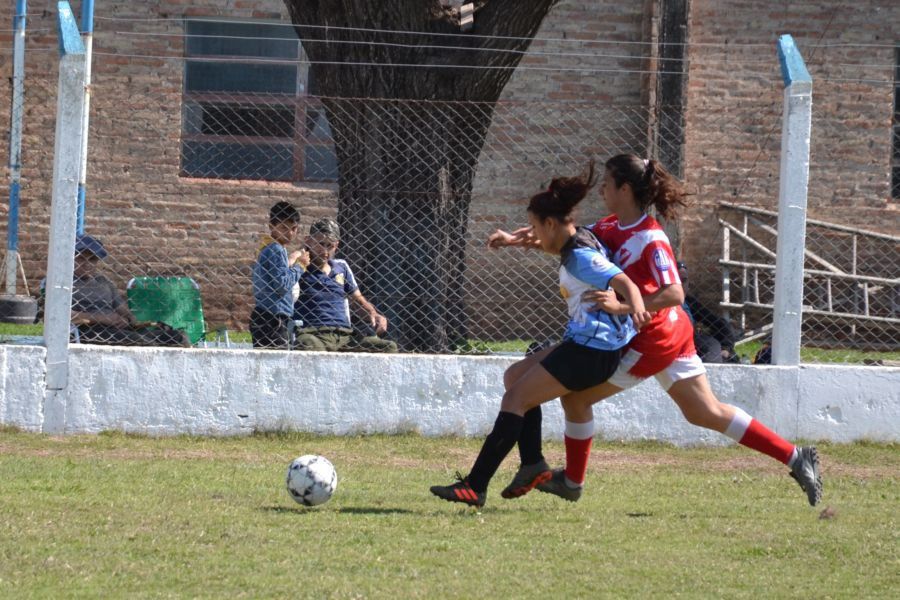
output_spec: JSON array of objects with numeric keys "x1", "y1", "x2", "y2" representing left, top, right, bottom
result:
[
  {"x1": 639, "y1": 242, "x2": 684, "y2": 311},
  {"x1": 643, "y1": 283, "x2": 684, "y2": 312},
  {"x1": 487, "y1": 226, "x2": 541, "y2": 250},
  {"x1": 349, "y1": 290, "x2": 388, "y2": 335},
  {"x1": 570, "y1": 249, "x2": 652, "y2": 329}
]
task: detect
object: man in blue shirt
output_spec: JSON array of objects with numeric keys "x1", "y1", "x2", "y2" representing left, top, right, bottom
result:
[{"x1": 293, "y1": 218, "x2": 397, "y2": 353}]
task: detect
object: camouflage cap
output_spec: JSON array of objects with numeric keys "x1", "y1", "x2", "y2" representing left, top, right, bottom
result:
[{"x1": 309, "y1": 217, "x2": 340, "y2": 241}]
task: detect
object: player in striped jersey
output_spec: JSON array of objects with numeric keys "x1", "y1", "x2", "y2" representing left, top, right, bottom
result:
[
  {"x1": 489, "y1": 154, "x2": 822, "y2": 507},
  {"x1": 430, "y1": 162, "x2": 650, "y2": 507}
]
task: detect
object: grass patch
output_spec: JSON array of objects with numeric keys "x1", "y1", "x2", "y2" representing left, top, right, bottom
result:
[
  {"x1": 0, "y1": 432, "x2": 896, "y2": 598},
  {"x1": 0, "y1": 323, "x2": 42, "y2": 336},
  {"x1": 735, "y1": 340, "x2": 900, "y2": 364}
]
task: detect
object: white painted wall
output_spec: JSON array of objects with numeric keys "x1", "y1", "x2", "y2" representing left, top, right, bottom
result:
[{"x1": 1, "y1": 345, "x2": 898, "y2": 443}]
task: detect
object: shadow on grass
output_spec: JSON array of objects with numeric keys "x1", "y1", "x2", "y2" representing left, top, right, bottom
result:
[{"x1": 258, "y1": 505, "x2": 414, "y2": 515}]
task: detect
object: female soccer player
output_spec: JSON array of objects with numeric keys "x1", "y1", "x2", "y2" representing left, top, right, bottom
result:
[
  {"x1": 489, "y1": 154, "x2": 823, "y2": 506},
  {"x1": 430, "y1": 162, "x2": 651, "y2": 507}
]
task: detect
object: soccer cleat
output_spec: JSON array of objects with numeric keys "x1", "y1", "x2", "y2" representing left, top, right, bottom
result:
[
  {"x1": 500, "y1": 459, "x2": 553, "y2": 499},
  {"x1": 789, "y1": 446, "x2": 823, "y2": 507},
  {"x1": 536, "y1": 468, "x2": 583, "y2": 502},
  {"x1": 430, "y1": 472, "x2": 486, "y2": 508}
]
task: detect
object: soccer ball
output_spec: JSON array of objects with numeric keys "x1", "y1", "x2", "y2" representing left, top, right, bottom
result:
[{"x1": 286, "y1": 455, "x2": 337, "y2": 507}]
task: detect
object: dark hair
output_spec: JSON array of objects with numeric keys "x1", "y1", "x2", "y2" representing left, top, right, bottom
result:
[
  {"x1": 604, "y1": 154, "x2": 686, "y2": 220},
  {"x1": 527, "y1": 161, "x2": 597, "y2": 222},
  {"x1": 269, "y1": 201, "x2": 300, "y2": 225}
]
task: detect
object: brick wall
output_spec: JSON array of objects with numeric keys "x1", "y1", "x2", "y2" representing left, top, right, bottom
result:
[
  {"x1": 0, "y1": 1, "x2": 647, "y2": 337},
  {"x1": 1, "y1": 1, "x2": 895, "y2": 340},
  {"x1": 681, "y1": 0, "x2": 900, "y2": 302}
]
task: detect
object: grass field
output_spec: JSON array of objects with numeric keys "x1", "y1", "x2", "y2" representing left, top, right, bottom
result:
[{"x1": 0, "y1": 429, "x2": 896, "y2": 598}]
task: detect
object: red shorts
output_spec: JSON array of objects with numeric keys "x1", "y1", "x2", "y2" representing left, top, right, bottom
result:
[
  {"x1": 627, "y1": 333, "x2": 697, "y2": 378},
  {"x1": 608, "y1": 334, "x2": 706, "y2": 392}
]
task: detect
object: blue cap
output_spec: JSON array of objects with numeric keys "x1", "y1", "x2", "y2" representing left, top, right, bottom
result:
[{"x1": 75, "y1": 234, "x2": 108, "y2": 259}]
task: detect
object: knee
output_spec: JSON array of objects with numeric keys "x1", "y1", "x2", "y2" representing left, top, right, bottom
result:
[
  {"x1": 501, "y1": 389, "x2": 529, "y2": 413},
  {"x1": 294, "y1": 334, "x2": 325, "y2": 351},
  {"x1": 678, "y1": 400, "x2": 729, "y2": 429}
]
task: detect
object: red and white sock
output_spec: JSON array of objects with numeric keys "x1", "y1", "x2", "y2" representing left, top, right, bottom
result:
[
  {"x1": 564, "y1": 420, "x2": 595, "y2": 487},
  {"x1": 723, "y1": 406, "x2": 797, "y2": 466}
]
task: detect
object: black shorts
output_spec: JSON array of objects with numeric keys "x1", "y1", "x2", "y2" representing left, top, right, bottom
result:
[{"x1": 540, "y1": 341, "x2": 622, "y2": 392}]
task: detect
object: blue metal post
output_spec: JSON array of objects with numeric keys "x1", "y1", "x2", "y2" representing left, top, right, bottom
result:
[
  {"x1": 76, "y1": 0, "x2": 93, "y2": 235},
  {"x1": 6, "y1": 0, "x2": 27, "y2": 295}
]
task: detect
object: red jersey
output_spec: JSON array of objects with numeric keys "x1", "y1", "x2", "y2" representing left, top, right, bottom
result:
[{"x1": 590, "y1": 214, "x2": 694, "y2": 361}]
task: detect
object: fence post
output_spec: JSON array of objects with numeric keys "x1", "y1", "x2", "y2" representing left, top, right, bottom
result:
[
  {"x1": 5, "y1": 0, "x2": 27, "y2": 295},
  {"x1": 772, "y1": 34, "x2": 812, "y2": 366},
  {"x1": 43, "y1": 2, "x2": 86, "y2": 397},
  {"x1": 76, "y1": 0, "x2": 94, "y2": 236}
]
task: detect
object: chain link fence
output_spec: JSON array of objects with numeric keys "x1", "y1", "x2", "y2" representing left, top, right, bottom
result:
[{"x1": 1, "y1": 12, "x2": 897, "y2": 364}]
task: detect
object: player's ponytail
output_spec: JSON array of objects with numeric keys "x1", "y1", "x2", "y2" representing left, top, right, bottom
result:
[
  {"x1": 528, "y1": 160, "x2": 597, "y2": 222},
  {"x1": 605, "y1": 154, "x2": 686, "y2": 221}
]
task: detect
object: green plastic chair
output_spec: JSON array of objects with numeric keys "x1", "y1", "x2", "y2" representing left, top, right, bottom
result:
[{"x1": 126, "y1": 276, "x2": 207, "y2": 345}]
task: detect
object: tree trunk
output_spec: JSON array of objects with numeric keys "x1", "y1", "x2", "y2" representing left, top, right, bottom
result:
[{"x1": 285, "y1": 0, "x2": 560, "y2": 351}]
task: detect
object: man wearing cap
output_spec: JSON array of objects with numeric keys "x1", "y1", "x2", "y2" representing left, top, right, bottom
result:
[
  {"x1": 44, "y1": 234, "x2": 188, "y2": 347},
  {"x1": 70, "y1": 235, "x2": 139, "y2": 331},
  {"x1": 292, "y1": 218, "x2": 397, "y2": 353}
]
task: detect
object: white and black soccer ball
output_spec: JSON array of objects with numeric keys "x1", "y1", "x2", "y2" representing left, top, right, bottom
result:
[{"x1": 286, "y1": 455, "x2": 337, "y2": 507}]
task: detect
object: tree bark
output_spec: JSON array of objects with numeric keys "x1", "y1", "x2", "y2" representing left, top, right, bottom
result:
[{"x1": 284, "y1": 0, "x2": 559, "y2": 351}]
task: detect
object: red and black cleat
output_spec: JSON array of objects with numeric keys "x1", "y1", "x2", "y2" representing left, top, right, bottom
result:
[{"x1": 430, "y1": 472, "x2": 486, "y2": 508}]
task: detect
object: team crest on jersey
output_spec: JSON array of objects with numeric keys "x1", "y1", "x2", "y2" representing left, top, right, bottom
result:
[
  {"x1": 616, "y1": 248, "x2": 632, "y2": 266},
  {"x1": 334, "y1": 273, "x2": 346, "y2": 285},
  {"x1": 559, "y1": 285, "x2": 570, "y2": 299},
  {"x1": 591, "y1": 254, "x2": 608, "y2": 268},
  {"x1": 653, "y1": 248, "x2": 671, "y2": 270}
]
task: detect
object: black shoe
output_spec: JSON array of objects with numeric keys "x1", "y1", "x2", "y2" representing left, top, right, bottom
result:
[
  {"x1": 430, "y1": 472, "x2": 486, "y2": 507},
  {"x1": 536, "y1": 468, "x2": 583, "y2": 502},
  {"x1": 789, "y1": 446, "x2": 823, "y2": 507},
  {"x1": 500, "y1": 459, "x2": 552, "y2": 499}
]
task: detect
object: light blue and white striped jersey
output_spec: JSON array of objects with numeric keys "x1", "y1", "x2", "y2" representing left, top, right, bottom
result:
[{"x1": 558, "y1": 228, "x2": 637, "y2": 351}]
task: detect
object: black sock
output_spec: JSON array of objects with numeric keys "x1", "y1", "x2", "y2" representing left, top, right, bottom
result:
[
  {"x1": 518, "y1": 406, "x2": 545, "y2": 466},
  {"x1": 467, "y1": 411, "x2": 524, "y2": 492}
]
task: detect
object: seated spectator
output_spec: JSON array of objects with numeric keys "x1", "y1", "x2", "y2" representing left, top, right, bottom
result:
[
  {"x1": 677, "y1": 261, "x2": 740, "y2": 364},
  {"x1": 753, "y1": 338, "x2": 773, "y2": 365},
  {"x1": 293, "y1": 218, "x2": 397, "y2": 353},
  {"x1": 55, "y1": 235, "x2": 189, "y2": 347},
  {"x1": 250, "y1": 201, "x2": 306, "y2": 349}
]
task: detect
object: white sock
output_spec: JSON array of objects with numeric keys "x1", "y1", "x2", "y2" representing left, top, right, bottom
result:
[
  {"x1": 787, "y1": 447, "x2": 799, "y2": 468},
  {"x1": 723, "y1": 406, "x2": 752, "y2": 442}
]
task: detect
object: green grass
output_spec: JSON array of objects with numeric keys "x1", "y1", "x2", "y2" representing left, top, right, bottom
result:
[
  {"x1": 735, "y1": 340, "x2": 900, "y2": 364},
  {"x1": 0, "y1": 322, "x2": 42, "y2": 336},
  {"x1": 0, "y1": 431, "x2": 896, "y2": 598},
  {"x1": 2, "y1": 322, "x2": 896, "y2": 363}
]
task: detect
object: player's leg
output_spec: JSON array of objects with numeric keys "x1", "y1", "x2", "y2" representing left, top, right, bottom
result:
[
  {"x1": 531, "y1": 381, "x2": 623, "y2": 501},
  {"x1": 430, "y1": 360, "x2": 569, "y2": 507},
  {"x1": 504, "y1": 344, "x2": 622, "y2": 500},
  {"x1": 499, "y1": 343, "x2": 559, "y2": 498},
  {"x1": 665, "y1": 369, "x2": 822, "y2": 506}
]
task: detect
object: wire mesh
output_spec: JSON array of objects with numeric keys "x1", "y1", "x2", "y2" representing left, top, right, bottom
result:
[{"x1": 0, "y1": 6, "x2": 897, "y2": 364}]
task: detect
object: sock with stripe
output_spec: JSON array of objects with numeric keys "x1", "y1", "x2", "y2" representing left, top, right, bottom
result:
[
  {"x1": 517, "y1": 406, "x2": 545, "y2": 466},
  {"x1": 723, "y1": 406, "x2": 797, "y2": 465},
  {"x1": 467, "y1": 411, "x2": 524, "y2": 493},
  {"x1": 564, "y1": 419, "x2": 595, "y2": 487}
]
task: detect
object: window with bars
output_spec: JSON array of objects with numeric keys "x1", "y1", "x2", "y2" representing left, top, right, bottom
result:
[{"x1": 181, "y1": 19, "x2": 337, "y2": 183}]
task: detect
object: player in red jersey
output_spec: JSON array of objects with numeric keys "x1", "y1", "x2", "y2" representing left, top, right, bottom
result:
[{"x1": 488, "y1": 154, "x2": 822, "y2": 506}]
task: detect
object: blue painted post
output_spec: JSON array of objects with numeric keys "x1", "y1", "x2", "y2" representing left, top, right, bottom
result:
[
  {"x1": 772, "y1": 35, "x2": 813, "y2": 366},
  {"x1": 5, "y1": 0, "x2": 27, "y2": 295},
  {"x1": 43, "y1": 1, "x2": 86, "y2": 398},
  {"x1": 76, "y1": 0, "x2": 94, "y2": 236}
]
